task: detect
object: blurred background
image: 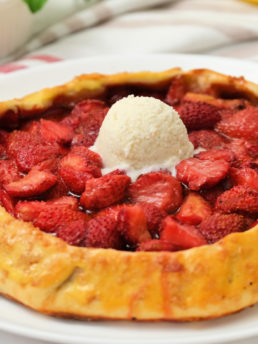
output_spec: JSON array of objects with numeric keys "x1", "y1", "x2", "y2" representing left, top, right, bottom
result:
[{"x1": 0, "y1": 0, "x2": 258, "y2": 73}]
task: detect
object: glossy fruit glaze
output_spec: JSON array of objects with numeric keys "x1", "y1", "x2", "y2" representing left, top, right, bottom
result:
[{"x1": 0, "y1": 76, "x2": 257, "y2": 251}]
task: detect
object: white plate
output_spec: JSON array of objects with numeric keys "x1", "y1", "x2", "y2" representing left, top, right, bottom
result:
[{"x1": 0, "y1": 53, "x2": 258, "y2": 344}]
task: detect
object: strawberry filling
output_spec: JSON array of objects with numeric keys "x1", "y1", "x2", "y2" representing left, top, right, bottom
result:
[{"x1": 0, "y1": 81, "x2": 257, "y2": 251}]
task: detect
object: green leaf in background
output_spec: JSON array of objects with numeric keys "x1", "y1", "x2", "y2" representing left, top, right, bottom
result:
[{"x1": 22, "y1": 0, "x2": 48, "y2": 13}]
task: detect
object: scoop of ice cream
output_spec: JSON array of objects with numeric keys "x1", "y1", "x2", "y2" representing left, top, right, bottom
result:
[{"x1": 92, "y1": 95, "x2": 194, "y2": 180}]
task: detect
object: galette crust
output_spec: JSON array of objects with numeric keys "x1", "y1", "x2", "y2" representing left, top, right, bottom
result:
[{"x1": 0, "y1": 68, "x2": 258, "y2": 321}]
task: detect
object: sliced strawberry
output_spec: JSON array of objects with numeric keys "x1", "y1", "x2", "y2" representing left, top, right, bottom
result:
[
  {"x1": 176, "y1": 192, "x2": 212, "y2": 225},
  {"x1": 4, "y1": 169, "x2": 57, "y2": 197},
  {"x1": 43, "y1": 176, "x2": 69, "y2": 200},
  {"x1": 198, "y1": 213, "x2": 251, "y2": 243},
  {"x1": 15, "y1": 196, "x2": 78, "y2": 222},
  {"x1": 178, "y1": 99, "x2": 221, "y2": 130},
  {"x1": 216, "y1": 185, "x2": 258, "y2": 215},
  {"x1": 63, "y1": 100, "x2": 108, "y2": 147},
  {"x1": 80, "y1": 174, "x2": 131, "y2": 210},
  {"x1": 49, "y1": 196, "x2": 79, "y2": 210},
  {"x1": 58, "y1": 153, "x2": 101, "y2": 194},
  {"x1": 138, "y1": 202, "x2": 166, "y2": 236},
  {"x1": 70, "y1": 146, "x2": 103, "y2": 168},
  {"x1": 195, "y1": 149, "x2": 235, "y2": 164},
  {"x1": 176, "y1": 158, "x2": 229, "y2": 191},
  {"x1": 57, "y1": 220, "x2": 88, "y2": 246},
  {"x1": 34, "y1": 207, "x2": 89, "y2": 233},
  {"x1": 160, "y1": 216, "x2": 207, "y2": 249},
  {"x1": 216, "y1": 106, "x2": 258, "y2": 142},
  {"x1": 97, "y1": 204, "x2": 124, "y2": 221},
  {"x1": 7, "y1": 130, "x2": 61, "y2": 172},
  {"x1": 229, "y1": 167, "x2": 258, "y2": 192},
  {"x1": 84, "y1": 215, "x2": 123, "y2": 249},
  {"x1": 188, "y1": 130, "x2": 228, "y2": 150},
  {"x1": 15, "y1": 200, "x2": 45, "y2": 221},
  {"x1": 34, "y1": 158, "x2": 60, "y2": 174},
  {"x1": 0, "y1": 160, "x2": 20, "y2": 186},
  {"x1": 39, "y1": 119, "x2": 74, "y2": 144},
  {"x1": 165, "y1": 76, "x2": 186, "y2": 106},
  {"x1": 137, "y1": 239, "x2": 176, "y2": 252},
  {"x1": 117, "y1": 205, "x2": 151, "y2": 245},
  {"x1": 0, "y1": 189, "x2": 15, "y2": 216},
  {"x1": 224, "y1": 139, "x2": 251, "y2": 167},
  {"x1": 128, "y1": 172, "x2": 183, "y2": 213}
]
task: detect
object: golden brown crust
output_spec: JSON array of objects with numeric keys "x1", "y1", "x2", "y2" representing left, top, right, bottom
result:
[{"x1": 0, "y1": 68, "x2": 258, "y2": 321}]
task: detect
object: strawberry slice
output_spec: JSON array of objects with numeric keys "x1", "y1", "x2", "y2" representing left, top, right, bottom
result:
[
  {"x1": 200, "y1": 184, "x2": 225, "y2": 207},
  {"x1": 137, "y1": 239, "x2": 176, "y2": 252},
  {"x1": 165, "y1": 76, "x2": 186, "y2": 106},
  {"x1": 195, "y1": 149, "x2": 235, "y2": 164},
  {"x1": 0, "y1": 160, "x2": 20, "y2": 186},
  {"x1": 216, "y1": 106, "x2": 258, "y2": 142},
  {"x1": 198, "y1": 213, "x2": 252, "y2": 243},
  {"x1": 84, "y1": 215, "x2": 123, "y2": 249},
  {"x1": 4, "y1": 169, "x2": 57, "y2": 197},
  {"x1": 138, "y1": 202, "x2": 166, "y2": 236},
  {"x1": 176, "y1": 158, "x2": 230, "y2": 191},
  {"x1": 229, "y1": 167, "x2": 258, "y2": 192},
  {"x1": 176, "y1": 192, "x2": 212, "y2": 225},
  {"x1": 57, "y1": 220, "x2": 88, "y2": 246},
  {"x1": 15, "y1": 196, "x2": 79, "y2": 222},
  {"x1": 0, "y1": 189, "x2": 15, "y2": 216},
  {"x1": 39, "y1": 119, "x2": 74, "y2": 144},
  {"x1": 188, "y1": 130, "x2": 228, "y2": 150},
  {"x1": 58, "y1": 153, "x2": 101, "y2": 194},
  {"x1": 34, "y1": 207, "x2": 89, "y2": 233},
  {"x1": 128, "y1": 172, "x2": 183, "y2": 213},
  {"x1": 34, "y1": 158, "x2": 60, "y2": 174},
  {"x1": 63, "y1": 100, "x2": 108, "y2": 147},
  {"x1": 215, "y1": 185, "x2": 258, "y2": 215},
  {"x1": 117, "y1": 205, "x2": 151, "y2": 245},
  {"x1": 70, "y1": 146, "x2": 102, "y2": 168},
  {"x1": 80, "y1": 174, "x2": 131, "y2": 210},
  {"x1": 6, "y1": 130, "x2": 61, "y2": 172},
  {"x1": 224, "y1": 139, "x2": 251, "y2": 167},
  {"x1": 178, "y1": 99, "x2": 221, "y2": 130},
  {"x1": 160, "y1": 216, "x2": 207, "y2": 249}
]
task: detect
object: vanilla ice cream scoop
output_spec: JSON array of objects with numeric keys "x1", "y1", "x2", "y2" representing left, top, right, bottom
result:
[{"x1": 92, "y1": 95, "x2": 194, "y2": 180}]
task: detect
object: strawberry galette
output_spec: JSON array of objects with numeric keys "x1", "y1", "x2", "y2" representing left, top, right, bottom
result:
[{"x1": 0, "y1": 68, "x2": 257, "y2": 321}]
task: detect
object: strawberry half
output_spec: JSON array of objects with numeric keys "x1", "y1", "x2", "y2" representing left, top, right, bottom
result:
[
  {"x1": 216, "y1": 106, "x2": 258, "y2": 142},
  {"x1": 84, "y1": 215, "x2": 123, "y2": 249},
  {"x1": 198, "y1": 213, "x2": 252, "y2": 243},
  {"x1": 57, "y1": 220, "x2": 88, "y2": 246},
  {"x1": 137, "y1": 239, "x2": 176, "y2": 252},
  {"x1": 0, "y1": 160, "x2": 20, "y2": 186},
  {"x1": 176, "y1": 192, "x2": 212, "y2": 225},
  {"x1": 117, "y1": 205, "x2": 151, "y2": 245},
  {"x1": 176, "y1": 158, "x2": 229, "y2": 191},
  {"x1": 195, "y1": 149, "x2": 235, "y2": 164},
  {"x1": 188, "y1": 130, "x2": 228, "y2": 150},
  {"x1": 178, "y1": 99, "x2": 221, "y2": 130},
  {"x1": 4, "y1": 169, "x2": 57, "y2": 198},
  {"x1": 128, "y1": 172, "x2": 183, "y2": 213},
  {"x1": 58, "y1": 153, "x2": 101, "y2": 194},
  {"x1": 39, "y1": 119, "x2": 74, "y2": 144},
  {"x1": 160, "y1": 216, "x2": 207, "y2": 249},
  {"x1": 6, "y1": 131, "x2": 61, "y2": 172},
  {"x1": 215, "y1": 185, "x2": 258, "y2": 215},
  {"x1": 229, "y1": 167, "x2": 258, "y2": 192},
  {"x1": 80, "y1": 174, "x2": 131, "y2": 210},
  {"x1": 138, "y1": 202, "x2": 166, "y2": 236},
  {"x1": 34, "y1": 207, "x2": 89, "y2": 233}
]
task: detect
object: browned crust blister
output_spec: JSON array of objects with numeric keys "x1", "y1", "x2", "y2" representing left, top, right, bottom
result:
[{"x1": 0, "y1": 68, "x2": 258, "y2": 321}]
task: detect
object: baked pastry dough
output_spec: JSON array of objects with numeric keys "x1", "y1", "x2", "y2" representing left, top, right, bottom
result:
[{"x1": 0, "y1": 68, "x2": 257, "y2": 321}]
